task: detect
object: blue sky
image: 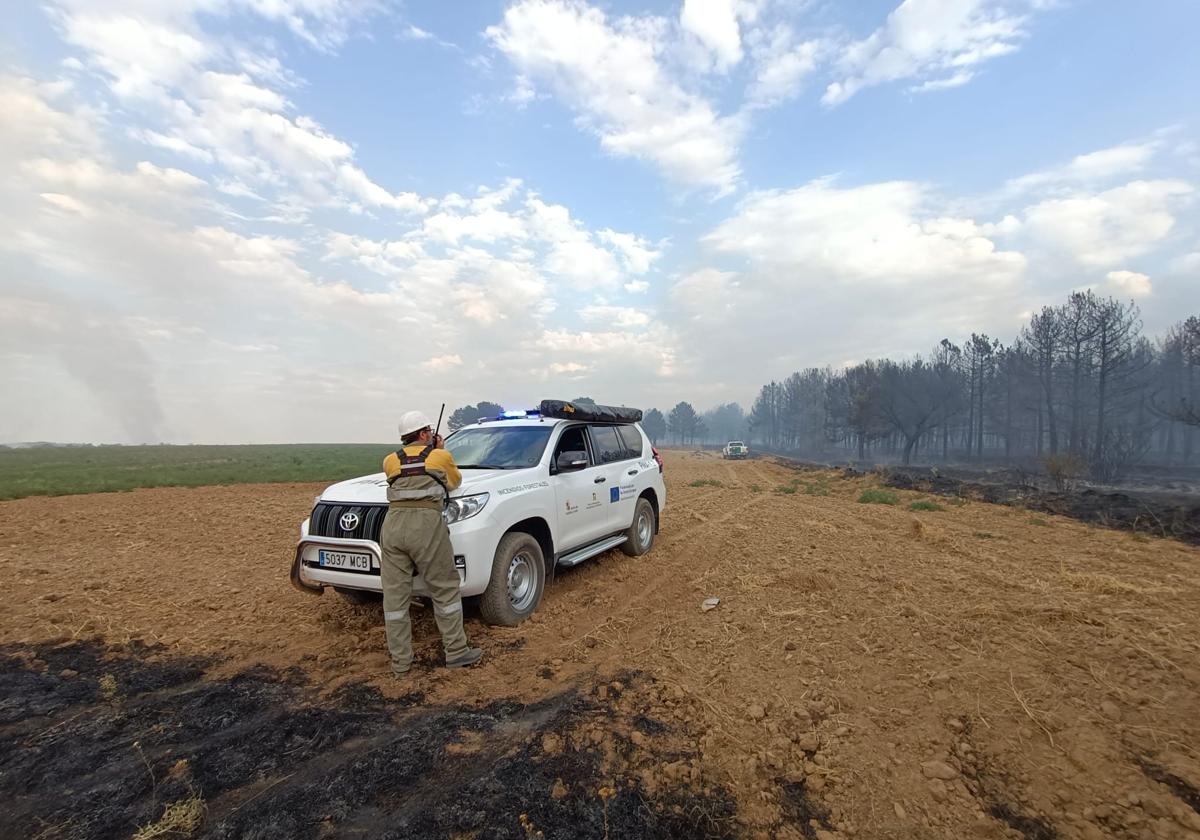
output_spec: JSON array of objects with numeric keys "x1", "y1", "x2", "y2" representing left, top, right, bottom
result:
[{"x1": 1, "y1": 0, "x2": 1197, "y2": 443}]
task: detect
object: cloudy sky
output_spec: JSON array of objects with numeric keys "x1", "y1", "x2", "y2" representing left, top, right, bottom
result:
[{"x1": 2, "y1": 0, "x2": 1197, "y2": 444}]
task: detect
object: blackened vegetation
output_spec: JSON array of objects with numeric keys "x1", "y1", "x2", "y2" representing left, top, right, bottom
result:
[
  {"x1": 0, "y1": 641, "x2": 738, "y2": 840},
  {"x1": 987, "y1": 804, "x2": 1057, "y2": 840},
  {"x1": 1139, "y1": 759, "x2": 1200, "y2": 814},
  {"x1": 748, "y1": 300, "x2": 1200, "y2": 481},
  {"x1": 776, "y1": 779, "x2": 832, "y2": 838},
  {"x1": 969, "y1": 752, "x2": 1058, "y2": 840},
  {"x1": 884, "y1": 466, "x2": 1200, "y2": 546}
]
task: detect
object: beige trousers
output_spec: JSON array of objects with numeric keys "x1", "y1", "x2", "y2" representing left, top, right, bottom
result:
[{"x1": 379, "y1": 506, "x2": 469, "y2": 673}]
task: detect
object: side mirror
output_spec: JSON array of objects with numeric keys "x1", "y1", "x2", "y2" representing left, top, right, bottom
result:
[{"x1": 556, "y1": 450, "x2": 589, "y2": 472}]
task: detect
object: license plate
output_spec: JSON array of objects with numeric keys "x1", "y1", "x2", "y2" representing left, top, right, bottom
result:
[{"x1": 318, "y1": 549, "x2": 373, "y2": 571}]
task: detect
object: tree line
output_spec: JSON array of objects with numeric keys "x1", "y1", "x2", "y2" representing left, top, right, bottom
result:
[{"x1": 745, "y1": 291, "x2": 1199, "y2": 479}]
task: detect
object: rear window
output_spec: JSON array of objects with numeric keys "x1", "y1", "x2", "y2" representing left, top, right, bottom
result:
[
  {"x1": 617, "y1": 425, "x2": 643, "y2": 459},
  {"x1": 588, "y1": 425, "x2": 624, "y2": 464}
]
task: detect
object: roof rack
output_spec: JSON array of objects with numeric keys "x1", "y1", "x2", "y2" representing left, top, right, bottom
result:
[{"x1": 538, "y1": 400, "x2": 642, "y2": 424}]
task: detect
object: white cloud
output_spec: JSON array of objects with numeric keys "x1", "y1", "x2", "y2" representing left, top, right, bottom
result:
[
  {"x1": 549, "y1": 361, "x2": 589, "y2": 375},
  {"x1": 1021, "y1": 180, "x2": 1193, "y2": 267},
  {"x1": 1, "y1": 24, "x2": 687, "y2": 444},
  {"x1": 823, "y1": 0, "x2": 1031, "y2": 106},
  {"x1": 624, "y1": 279, "x2": 651, "y2": 294},
  {"x1": 23, "y1": 157, "x2": 206, "y2": 206},
  {"x1": 332, "y1": 181, "x2": 651, "y2": 293},
  {"x1": 39, "y1": 192, "x2": 92, "y2": 216},
  {"x1": 580, "y1": 305, "x2": 651, "y2": 328},
  {"x1": 0, "y1": 75, "x2": 101, "y2": 162},
  {"x1": 1171, "y1": 250, "x2": 1200, "y2": 273},
  {"x1": 487, "y1": 0, "x2": 741, "y2": 194},
  {"x1": 745, "y1": 25, "x2": 823, "y2": 108},
  {"x1": 1005, "y1": 141, "x2": 1160, "y2": 195},
  {"x1": 423, "y1": 353, "x2": 464, "y2": 372},
  {"x1": 400, "y1": 22, "x2": 459, "y2": 49},
  {"x1": 49, "y1": 3, "x2": 426, "y2": 218},
  {"x1": 58, "y1": 12, "x2": 212, "y2": 101},
  {"x1": 909, "y1": 70, "x2": 974, "y2": 93},
  {"x1": 597, "y1": 229, "x2": 660, "y2": 274},
  {"x1": 1105, "y1": 270, "x2": 1152, "y2": 298},
  {"x1": 533, "y1": 327, "x2": 677, "y2": 377},
  {"x1": 129, "y1": 128, "x2": 216, "y2": 162},
  {"x1": 680, "y1": 0, "x2": 744, "y2": 71},
  {"x1": 705, "y1": 177, "x2": 1026, "y2": 283}
]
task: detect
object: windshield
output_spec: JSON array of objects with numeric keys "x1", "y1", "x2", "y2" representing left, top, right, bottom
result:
[{"x1": 445, "y1": 425, "x2": 553, "y2": 469}]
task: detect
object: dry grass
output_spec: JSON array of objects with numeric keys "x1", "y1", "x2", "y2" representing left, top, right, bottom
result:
[
  {"x1": 132, "y1": 796, "x2": 206, "y2": 839},
  {"x1": 1061, "y1": 571, "x2": 1179, "y2": 597}
]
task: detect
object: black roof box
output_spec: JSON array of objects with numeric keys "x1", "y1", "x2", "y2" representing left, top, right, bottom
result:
[{"x1": 539, "y1": 400, "x2": 642, "y2": 424}]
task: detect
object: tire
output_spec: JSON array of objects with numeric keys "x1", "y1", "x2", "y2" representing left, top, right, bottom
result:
[
  {"x1": 479, "y1": 531, "x2": 546, "y2": 626},
  {"x1": 620, "y1": 497, "x2": 656, "y2": 557},
  {"x1": 334, "y1": 586, "x2": 380, "y2": 606}
]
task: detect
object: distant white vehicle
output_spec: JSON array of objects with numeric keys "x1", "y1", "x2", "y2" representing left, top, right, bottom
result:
[
  {"x1": 291, "y1": 403, "x2": 666, "y2": 626},
  {"x1": 723, "y1": 441, "x2": 749, "y2": 460}
]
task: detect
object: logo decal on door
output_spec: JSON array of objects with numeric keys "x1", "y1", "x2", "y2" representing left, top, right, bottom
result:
[{"x1": 610, "y1": 487, "x2": 620, "y2": 503}]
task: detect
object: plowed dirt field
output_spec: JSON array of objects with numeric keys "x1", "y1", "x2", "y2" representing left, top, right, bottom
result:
[{"x1": 2, "y1": 451, "x2": 1199, "y2": 840}]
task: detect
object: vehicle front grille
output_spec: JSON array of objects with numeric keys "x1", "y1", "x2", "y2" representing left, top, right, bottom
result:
[{"x1": 309, "y1": 502, "x2": 388, "y2": 542}]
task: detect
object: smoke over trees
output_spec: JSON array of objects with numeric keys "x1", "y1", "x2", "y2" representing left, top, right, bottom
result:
[
  {"x1": 744, "y1": 292, "x2": 1198, "y2": 479},
  {"x1": 667, "y1": 401, "x2": 702, "y2": 445},
  {"x1": 642, "y1": 408, "x2": 667, "y2": 443}
]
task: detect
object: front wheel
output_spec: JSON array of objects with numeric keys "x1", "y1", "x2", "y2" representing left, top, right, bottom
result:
[
  {"x1": 479, "y1": 532, "x2": 546, "y2": 626},
  {"x1": 620, "y1": 497, "x2": 656, "y2": 557}
]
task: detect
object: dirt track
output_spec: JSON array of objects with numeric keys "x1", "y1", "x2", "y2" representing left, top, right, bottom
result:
[{"x1": 2, "y1": 452, "x2": 1199, "y2": 839}]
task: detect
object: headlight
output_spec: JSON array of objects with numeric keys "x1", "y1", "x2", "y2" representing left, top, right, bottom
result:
[{"x1": 444, "y1": 492, "x2": 489, "y2": 525}]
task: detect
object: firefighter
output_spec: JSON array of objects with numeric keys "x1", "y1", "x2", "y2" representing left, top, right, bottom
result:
[{"x1": 379, "y1": 410, "x2": 483, "y2": 675}]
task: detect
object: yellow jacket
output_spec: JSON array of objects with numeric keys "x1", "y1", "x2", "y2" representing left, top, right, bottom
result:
[{"x1": 382, "y1": 444, "x2": 462, "y2": 507}]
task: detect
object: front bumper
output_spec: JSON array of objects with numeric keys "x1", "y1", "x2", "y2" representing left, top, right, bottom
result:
[{"x1": 290, "y1": 512, "x2": 498, "y2": 598}]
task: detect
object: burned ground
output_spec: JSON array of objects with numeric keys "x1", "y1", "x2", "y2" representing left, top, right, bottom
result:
[
  {"x1": 881, "y1": 465, "x2": 1200, "y2": 546},
  {"x1": 1, "y1": 451, "x2": 1199, "y2": 839},
  {"x1": 0, "y1": 641, "x2": 738, "y2": 840}
]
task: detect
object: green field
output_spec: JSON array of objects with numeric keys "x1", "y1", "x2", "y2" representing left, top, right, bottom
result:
[{"x1": 0, "y1": 444, "x2": 395, "y2": 501}]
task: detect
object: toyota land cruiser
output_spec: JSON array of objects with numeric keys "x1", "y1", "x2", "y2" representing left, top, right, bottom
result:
[{"x1": 290, "y1": 402, "x2": 666, "y2": 626}]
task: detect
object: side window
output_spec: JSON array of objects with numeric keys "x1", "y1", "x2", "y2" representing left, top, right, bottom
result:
[
  {"x1": 588, "y1": 425, "x2": 623, "y2": 464},
  {"x1": 616, "y1": 425, "x2": 643, "y2": 459},
  {"x1": 553, "y1": 425, "x2": 590, "y2": 464}
]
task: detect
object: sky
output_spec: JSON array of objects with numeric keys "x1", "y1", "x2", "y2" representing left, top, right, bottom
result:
[{"x1": 1, "y1": 0, "x2": 1197, "y2": 444}]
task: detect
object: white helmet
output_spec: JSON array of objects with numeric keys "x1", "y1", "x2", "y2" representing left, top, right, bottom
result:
[{"x1": 398, "y1": 410, "x2": 433, "y2": 438}]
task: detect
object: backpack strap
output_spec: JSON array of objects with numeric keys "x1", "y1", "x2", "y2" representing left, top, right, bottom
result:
[{"x1": 387, "y1": 444, "x2": 449, "y2": 506}]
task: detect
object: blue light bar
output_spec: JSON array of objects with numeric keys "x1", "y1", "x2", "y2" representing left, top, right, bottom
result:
[{"x1": 496, "y1": 409, "x2": 541, "y2": 420}]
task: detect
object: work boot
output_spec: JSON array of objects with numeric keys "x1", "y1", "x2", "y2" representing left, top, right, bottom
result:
[{"x1": 445, "y1": 647, "x2": 483, "y2": 668}]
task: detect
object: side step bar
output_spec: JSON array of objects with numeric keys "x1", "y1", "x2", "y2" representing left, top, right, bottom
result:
[{"x1": 556, "y1": 534, "x2": 627, "y2": 568}]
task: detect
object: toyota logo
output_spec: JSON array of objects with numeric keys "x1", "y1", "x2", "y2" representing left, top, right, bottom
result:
[{"x1": 339, "y1": 512, "x2": 360, "y2": 531}]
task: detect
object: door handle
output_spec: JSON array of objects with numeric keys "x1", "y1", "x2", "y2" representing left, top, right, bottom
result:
[
  {"x1": 594, "y1": 476, "x2": 606, "y2": 483},
  {"x1": 627, "y1": 469, "x2": 638, "y2": 475}
]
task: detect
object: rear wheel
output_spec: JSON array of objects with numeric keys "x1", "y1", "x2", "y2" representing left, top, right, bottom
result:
[
  {"x1": 479, "y1": 532, "x2": 546, "y2": 626},
  {"x1": 620, "y1": 497, "x2": 655, "y2": 557},
  {"x1": 334, "y1": 587, "x2": 379, "y2": 605}
]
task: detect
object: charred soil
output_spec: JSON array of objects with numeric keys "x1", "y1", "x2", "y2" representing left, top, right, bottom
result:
[{"x1": 882, "y1": 465, "x2": 1200, "y2": 546}]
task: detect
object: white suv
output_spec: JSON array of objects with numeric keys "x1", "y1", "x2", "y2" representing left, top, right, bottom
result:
[{"x1": 290, "y1": 406, "x2": 666, "y2": 626}]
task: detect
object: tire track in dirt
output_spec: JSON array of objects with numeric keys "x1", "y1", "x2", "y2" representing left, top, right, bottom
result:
[{"x1": 547, "y1": 456, "x2": 788, "y2": 658}]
